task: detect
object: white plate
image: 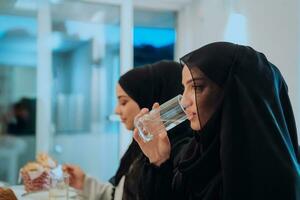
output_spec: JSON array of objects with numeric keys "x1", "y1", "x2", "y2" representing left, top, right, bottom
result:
[
  {"x1": 0, "y1": 181, "x2": 8, "y2": 187},
  {"x1": 11, "y1": 186, "x2": 78, "y2": 200}
]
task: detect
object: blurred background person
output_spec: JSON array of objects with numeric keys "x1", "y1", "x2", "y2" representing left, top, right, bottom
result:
[{"x1": 6, "y1": 98, "x2": 36, "y2": 135}]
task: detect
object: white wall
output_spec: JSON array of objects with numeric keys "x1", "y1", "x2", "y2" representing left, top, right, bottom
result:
[
  {"x1": 12, "y1": 67, "x2": 36, "y2": 102},
  {"x1": 70, "y1": 43, "x2": 92, "y2": 130},
  {"x1": 177, "y1": 0, "x2": 300, "y2": 139},
  {"x1": 53, "y1": 133, "x2": 119, "y2": 181}
]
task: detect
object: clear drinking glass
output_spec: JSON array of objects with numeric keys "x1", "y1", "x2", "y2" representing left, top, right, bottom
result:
[
  {"x1": 134, "y1": 94, "x2": 187, "y2": 142},
  {"x1": 49, "y1": 173, "x2": 69, "y2": 200}
]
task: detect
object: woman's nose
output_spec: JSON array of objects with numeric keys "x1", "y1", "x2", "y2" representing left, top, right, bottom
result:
[
  {"x1": 180, "y1": 95, "x2": 188, "y2": 109},
  {"x1": 115, "y1": 105, "x2": 121, "y2": 115},
  {"x1": 180, "y1": 93, "x2": 191, "y2": 110}
]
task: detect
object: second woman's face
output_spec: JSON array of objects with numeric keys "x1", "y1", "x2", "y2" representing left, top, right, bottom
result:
[
  {"x1": 181, "y1": 65, "x2": 222, "y2": 131},
  {"x1": 115, "y1": 84, "x2": 141, "y2": 130}
]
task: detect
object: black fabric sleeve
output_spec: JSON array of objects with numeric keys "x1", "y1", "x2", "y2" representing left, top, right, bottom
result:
[
  {"x1": 137, "y1": 133, "x2": 193, "y2": 200},
  {"x1": 138, "y1": 157, "x2": 174, "y2": 200}
]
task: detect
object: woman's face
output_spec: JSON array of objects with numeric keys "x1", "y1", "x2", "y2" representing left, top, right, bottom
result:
[
  {"x1": 181, "y1": 65, "x2": 222, "y2": 130},
  {"x1": 115, "y1": 84, "x2": 141, "y2": 130}
]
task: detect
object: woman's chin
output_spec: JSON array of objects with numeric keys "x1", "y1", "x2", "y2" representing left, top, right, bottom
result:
[
  {"x1": 190, "y1": 121, "x2": 201, "y2": 131},
  {"x1": 125, "y1": 123, "x2": 134, "y2": 131}
]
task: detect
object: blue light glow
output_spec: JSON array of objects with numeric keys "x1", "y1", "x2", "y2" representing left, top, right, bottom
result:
[
  {"x1": 134, "y1": 27, "x2": 175, "y2": 47},
  {"x1": 0, "y1": 15, "x2": 36, "y2": 37}
]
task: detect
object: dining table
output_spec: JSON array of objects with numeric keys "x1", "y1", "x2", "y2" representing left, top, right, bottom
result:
[{"x1": 8, "y1": 185, "x2": 83, "y2": 200}]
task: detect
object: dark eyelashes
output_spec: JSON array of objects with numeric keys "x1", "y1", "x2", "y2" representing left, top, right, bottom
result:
[
  {"x1": 120, "y1": 101, "x2": 128, "y2": 105},
  {"x1": 192, "y1": 85, "x2": 204, "y2": 91},
  {"x1": 192, "y1": 85, "x2": 204, "y2": 88}
]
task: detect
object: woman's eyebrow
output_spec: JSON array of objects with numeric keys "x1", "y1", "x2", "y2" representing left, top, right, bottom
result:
[
  {"x1": 185, "y1": 77, "x2": 205, "y2": 85},
  {"x1": 185, "y1": 79, "x2": 194, "y2": 85},
  {"x1": 117, "y1": 95, "x2": 128, "y2": 100}
]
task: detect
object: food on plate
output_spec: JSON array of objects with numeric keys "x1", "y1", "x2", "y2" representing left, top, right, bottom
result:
[
  {"x1": 0, "y1": 187, "x2": 18, "y2": 200},
  {"x1": 20, "y1": 153, "x2": 57, "y2": 192}
]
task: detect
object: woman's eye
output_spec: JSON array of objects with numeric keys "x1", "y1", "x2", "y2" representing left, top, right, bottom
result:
[
  {"x1": 120, "y1": 101, "x2": 127, "y2": 106},
  {"x1": 192, "y1": 85, "x2": 204, "y2": 91}
]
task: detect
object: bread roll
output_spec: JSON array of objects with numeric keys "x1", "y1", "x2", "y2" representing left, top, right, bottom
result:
[{"x1": 0, "y1": 188, "x2": 18, "y2": 200}]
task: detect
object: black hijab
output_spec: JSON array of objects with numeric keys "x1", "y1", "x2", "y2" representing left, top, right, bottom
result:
[
  {"x1": 177, "y1": 42, "x2": 300, "y2": 199},
  {"x1": 113, "y1": 60, "x2": 190, "y2": 186}
]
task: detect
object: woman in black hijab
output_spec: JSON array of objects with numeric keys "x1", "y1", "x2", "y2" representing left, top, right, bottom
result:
[
  {"x1": 134, "y1": 42, "x2": 300, "y2": 200},
  {"x1": 64, "y1": 60, "x2": 192, "y2": 200}
]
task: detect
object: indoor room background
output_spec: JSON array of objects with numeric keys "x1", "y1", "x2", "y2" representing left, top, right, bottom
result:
[{"x1": 0, "y1": 0, "x2": 299, "y2": 185}]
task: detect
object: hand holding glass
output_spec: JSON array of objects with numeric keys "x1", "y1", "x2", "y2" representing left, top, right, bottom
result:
[{"x1": 134, "y1": 94, "x2": 187, "y2": 142}]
